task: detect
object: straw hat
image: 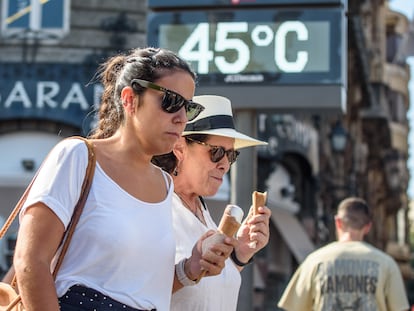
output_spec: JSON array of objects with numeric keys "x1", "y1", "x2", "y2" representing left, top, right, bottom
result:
[{"x1": 182, "y1": 95, "x2": 268, "y2": 149}]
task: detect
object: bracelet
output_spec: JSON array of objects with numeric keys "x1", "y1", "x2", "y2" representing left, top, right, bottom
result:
[
  {"x1": 231, "y1": 250, "x2": 254, "y2": 267},
  {"x1": 175, "y1": 258, "x2": 197, "y2": 286}
]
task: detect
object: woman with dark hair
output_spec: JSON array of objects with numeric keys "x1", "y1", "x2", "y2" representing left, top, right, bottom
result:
[{"x1": 12, "y1": 48, "x2": 234, "y2": 311}]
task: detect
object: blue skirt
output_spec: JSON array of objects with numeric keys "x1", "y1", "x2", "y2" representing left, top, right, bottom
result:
[{"x1": 58, "y1": 284, "x2": 156, "y2": 311}]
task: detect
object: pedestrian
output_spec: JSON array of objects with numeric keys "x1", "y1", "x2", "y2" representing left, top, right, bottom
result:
[
  {"x1": 278, "y1": 196, "x2": 409, "y2": 311},
  {"x1": 152, "y1": 95, "x2": 271, "y2": 311},
  {"x1": 11, "y1": 47, "x2": 233, "y2": 311}
]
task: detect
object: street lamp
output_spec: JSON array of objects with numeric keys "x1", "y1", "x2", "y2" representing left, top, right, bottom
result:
[
  {"x1": 329, "y1": 121, "x2": 348, "y2": 153},
  {"x1": 383, "y1": 149, "x2": 404, "y2": 193}
]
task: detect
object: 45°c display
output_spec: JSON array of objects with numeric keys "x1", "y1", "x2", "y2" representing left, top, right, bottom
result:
[{"x1": 148, "y1": 8, "x2": 344, "y2": 84}]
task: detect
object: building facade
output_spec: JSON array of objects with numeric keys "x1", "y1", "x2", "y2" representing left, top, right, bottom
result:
[
  {"x1": 313, "y1": 0, "x2": 414, "y2": 307},
  {"x1": 0, "y1": 0, "x2": 147, "y2": 268}
]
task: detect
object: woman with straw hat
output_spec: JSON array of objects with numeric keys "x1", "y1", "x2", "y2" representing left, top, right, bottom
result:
[{"x1": 152, "y1": 95, "x2": 271, "y2": 311}]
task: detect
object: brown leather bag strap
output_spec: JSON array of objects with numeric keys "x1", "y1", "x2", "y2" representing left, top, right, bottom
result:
[
  {"x1": 0, "y1": 164, "x2": 39, "y2": 239},
  {"x1": 53, "y1": 136, "x2": 96, "y2": 277}
]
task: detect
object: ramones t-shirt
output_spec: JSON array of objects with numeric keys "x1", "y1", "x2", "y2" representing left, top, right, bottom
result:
[{"x1": 278, "y1": 241, "x2": 409, "y2": 311}]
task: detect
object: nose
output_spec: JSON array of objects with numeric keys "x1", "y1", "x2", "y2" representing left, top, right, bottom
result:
[
  {"x1": 216, "y1": 156, "x2": 231, "y2": 173},
  {"x1": 179, "y1": 105, "x2": 189, "y2": 122},
  {"x1": 173, "y1": 106, "x2": 188, "y2": 124}
]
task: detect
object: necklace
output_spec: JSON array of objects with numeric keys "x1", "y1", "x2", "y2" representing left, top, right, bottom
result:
[{"x1": 178, "y1": 194, "x2": 206, "y2": 225}]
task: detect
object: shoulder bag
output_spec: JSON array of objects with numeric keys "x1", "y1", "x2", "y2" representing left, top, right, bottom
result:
[{"x1": 0, "y1": 136, "x2": 96, "y2": 311}]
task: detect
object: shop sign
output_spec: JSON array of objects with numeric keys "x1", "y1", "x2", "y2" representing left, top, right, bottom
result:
[{"x1": 0, "y1": 63, "x2": 100, "y2": 133}]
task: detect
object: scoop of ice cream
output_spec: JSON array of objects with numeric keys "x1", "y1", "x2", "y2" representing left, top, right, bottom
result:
[{"x1": 227, "y1": 204, "x2": 244, "y2": 223}]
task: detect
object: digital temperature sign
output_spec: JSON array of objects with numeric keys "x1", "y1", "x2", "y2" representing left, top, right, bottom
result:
[
  {"x1": 147, "y1": 7, "x2": 346, "y2": 112},
  {"x1": 148, "y1": 8, "x2": 344, "y2": 86}
]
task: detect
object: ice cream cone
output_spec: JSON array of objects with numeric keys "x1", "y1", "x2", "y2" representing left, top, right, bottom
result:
[
  {"x1": 202, "y1": 205, "x2": 243, "y2": 253},
  {"x1": 252, "y1": 191, "x2": 267, "y2": 215},
  {"x1": 198, "y1": 205, "x2": 244, "y2": 280},
  {"x1": 249, "y1": 191, "x2": 267, "y2": 248},
  {"x1": 218, "y1": 205, "x2": 243, "y2": 237}
]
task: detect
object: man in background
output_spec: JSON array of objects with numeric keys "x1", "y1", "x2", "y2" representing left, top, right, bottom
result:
[{"x1": 278, "y1": 196, "x2": 409, "y2": 311}]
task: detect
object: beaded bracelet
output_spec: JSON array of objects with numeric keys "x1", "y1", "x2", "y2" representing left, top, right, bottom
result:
[
  {"x1": 175, "y1": 258, "x2": 197, "y2": 286},
  {"x1": 231, "y1": 250, "x2": 254, "y2": 267}
]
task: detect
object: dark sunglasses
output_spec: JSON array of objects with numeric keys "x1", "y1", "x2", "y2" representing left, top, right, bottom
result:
[
  {"x1": 186, "y1": 137, "x2": 240, "y2": 165},
  {"x1": 131, "y1": 79, "x2": 204, "y2": 121}
]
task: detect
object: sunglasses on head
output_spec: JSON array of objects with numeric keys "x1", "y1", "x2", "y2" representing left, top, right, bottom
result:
[
  {"x1": 186, "y1": 137, "x2": 240, "y2": 165},
  {"x1": 131, "y1": 79, "x2": 204, "y2": 121}
]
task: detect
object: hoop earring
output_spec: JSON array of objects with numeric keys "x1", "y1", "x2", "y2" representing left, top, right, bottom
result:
[{"x1": 173, "y1": 167, "x2": 178, "y2": 176}]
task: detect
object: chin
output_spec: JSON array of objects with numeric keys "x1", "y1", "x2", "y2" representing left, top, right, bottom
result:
[{"x1": 206, "y1": 186, "x2": 221, "y2": 197}]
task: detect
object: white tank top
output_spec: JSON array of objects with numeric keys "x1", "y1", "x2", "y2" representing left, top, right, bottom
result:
[{"x1": 22, "y1": 139, "x2": 176, "y2": 311}]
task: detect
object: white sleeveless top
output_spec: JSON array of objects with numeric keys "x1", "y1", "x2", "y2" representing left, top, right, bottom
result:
[
  {"x1": 21, "y1": 138, "x2": 176, "y2": 311},
  {"x1": 171, "y1": 193, "x2": 242, "y2": 311}
]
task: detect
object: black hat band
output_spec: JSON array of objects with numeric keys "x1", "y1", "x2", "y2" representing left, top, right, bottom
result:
[{"x1": 184, "y1": 115, "x2": 235, "y2": 132}]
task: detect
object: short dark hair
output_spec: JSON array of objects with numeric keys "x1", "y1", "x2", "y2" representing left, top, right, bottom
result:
[{"x1": 336, "y1": 197, "x2": 372, "y2": 229}]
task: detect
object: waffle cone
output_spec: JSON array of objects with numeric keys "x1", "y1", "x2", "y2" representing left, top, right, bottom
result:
[
  {"x1": 249, "y1": 191, "x2": 267, "y2": 248},
  {"x1": 202, "y1": 214, "x2": 241, "y2": 254},
  {"x1": 218, "y1": 214, "x2": 241, "y2": 237},
  {"x1": 199, "y1": 205, "x2": 243, "y2": 280},
  {"x1": 252, "y1": 191, "x2": 267, "y2": 215}
]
